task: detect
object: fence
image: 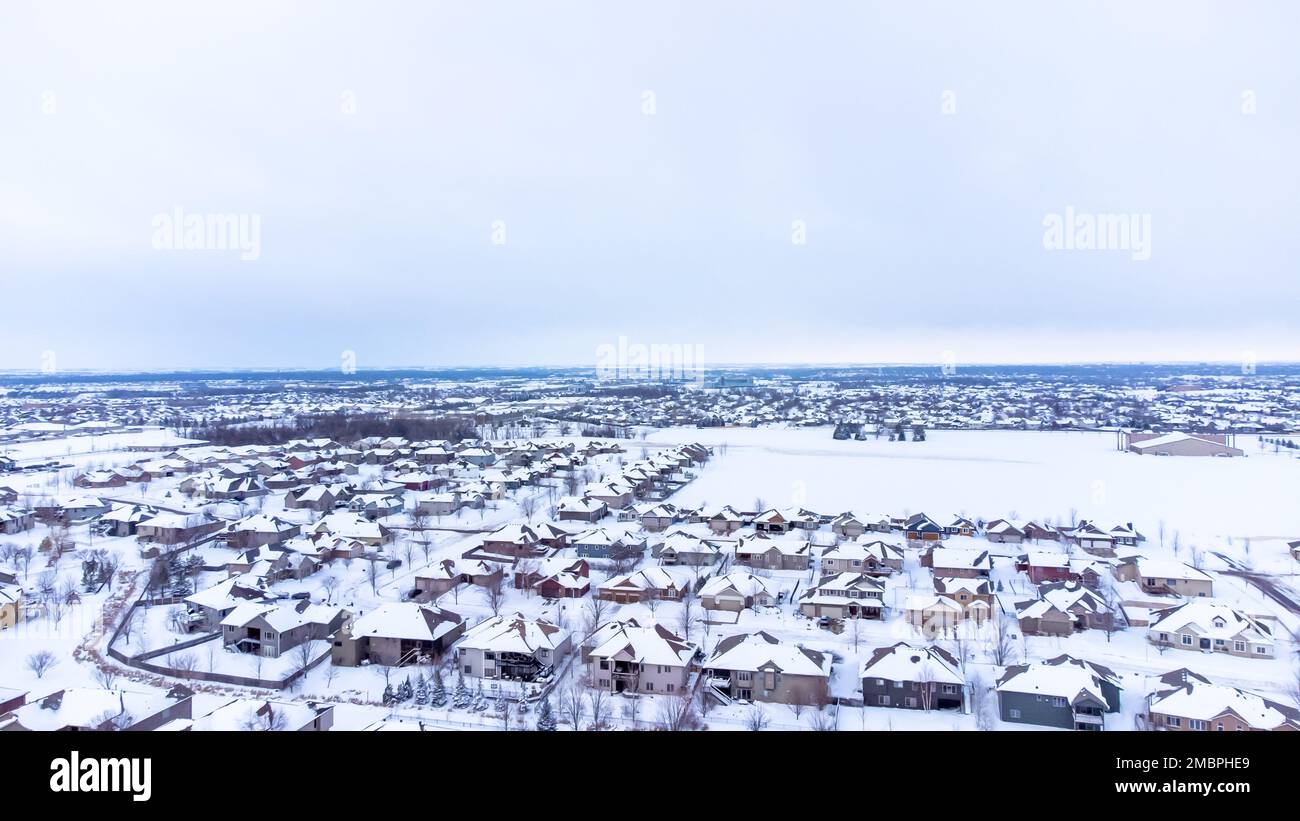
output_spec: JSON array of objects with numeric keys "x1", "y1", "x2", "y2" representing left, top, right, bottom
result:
[{"x1": 104, "y1": 595, "x2": 331, "y2": 690}]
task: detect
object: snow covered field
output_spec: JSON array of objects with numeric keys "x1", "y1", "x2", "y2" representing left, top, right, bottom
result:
[{"x1": 648, "y1": 427, "x2": 1299, "y2": 554}]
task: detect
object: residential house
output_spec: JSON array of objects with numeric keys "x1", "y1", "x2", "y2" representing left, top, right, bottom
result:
[
  {"x1": 860, "y1": 642, "x2": 965, "y2": 711},
  {"x1": 734, "y1": 533, "x2": 812, "y2": 571},
  {"x1": 703, "y1": 631, "x2": 830, "y2": 706},
  {"x1": 0, "y1": 687, "x2": 193, "y2": 732},
  {"x1": 922, "y1": 547, "x2": 992, "y2": 578},
  {"x1": 707, "y1": 505, "x2": 746, "y2": 535},
  {"x1": 653, "y1": 531, "x2": 723, "y2": 567},
  {"x1": 996, "y1": 655, "x2": 1122, "y2": 730},
  {"x1": 1015, "y1": 581, "x2": 1116, "y2": 636},
  {"x1": 220, "y1": 601, "x2": 346, "y2": 658},
  {"x1": 454, "y1": 613, "x2": 571, "y2": 680},
  {"x1": 1114, "y1": 557, "x2": 1213, "y2": 597},
  {"x1": 984, "y1": 519, "x2": 1025, "y2": 544},
  {"x1": 1147, "y1": 600, "x2": 1275, "y2": 659},
  {"x1": 556, "y1": 496, "x2": 608, "y2": 523},
  {"x1": 1016, "y1": 551, "x2": 1073, "y2": 584},
  {"x1": 820, "y1": 540, "x2": 903, "y2": 576},
  {"x1": 700, "y1": 572, "x2": 774, "y2": 612},
  {"x1": 798, "y1": 572, "x2": 885, "y2": 619},
  {"x1": 332, "y1": 602, "x2": 466, "y2": 666},
  {"x1": 514, "y1": 557, "x2": 591, "y2": 599},
  {"x1": 598, "y1": 566, "x2": 695, "y2": 604},
  {"x1": 1146, "y1": 668, "x2": 1300, "y2": 731},
  {"x1": 588, "y1": 622, "x2": 696, "y2": 695}
]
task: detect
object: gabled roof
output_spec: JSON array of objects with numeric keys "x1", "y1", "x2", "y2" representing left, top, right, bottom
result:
[
  {"x1": 707, "y1": 631, "x2": 828, "y2": 677},
  {"x1": 860, "y1": 642, "x2": 964, "y2": 685}
]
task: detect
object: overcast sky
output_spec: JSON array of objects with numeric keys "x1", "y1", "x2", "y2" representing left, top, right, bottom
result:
[{"x1": 2, "y1": 1, "x2": 1298, "y2": 372}]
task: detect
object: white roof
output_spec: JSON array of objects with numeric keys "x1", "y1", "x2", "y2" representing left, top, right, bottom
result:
[
  {"x1": 350, "y1": 602, "x2": 462, "y2": 642},
  {"x1": 707, "y1": 632, "x2": 828, "y2": 677},
  {"x1": 457, "y1": 613, "x2": 568, "y2": 655},
  {"x1": 859, "y1": 643, "x2": 964, "y2": 685},
  {"x1": 588, "y1": 623, "x2": 695, "y2": 667}
]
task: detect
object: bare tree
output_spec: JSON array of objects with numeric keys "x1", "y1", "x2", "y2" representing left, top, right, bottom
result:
[
  {"x1": 169, "y1": 651, "x2": 198, "y2": 675},
  {"x1": 586, "y1": 683, "x2": 611, "y2": 730},
  {"x1": 26, "y1": 650, "x2": 58, "y2": 679},
  {"x1": 679, "y1": 588, "x2": 696, "y2": 640},
  {"x1": 969, "y1": 673, "x2": 995, "y2": 731},
  {"x1": 581, "y1": 596, "x2": 609, "y2": 641},
  {"x1": 481, "y1": 573, "x2": 507, "y2": 616},
  {"x1": 656, "y1": 688, "x2": 700, "y2": 731},
  {"x1": 93, "y1": 666, "x2": 119, "y2": 689},
  {"x1": 294, "y1": 640, "x2": 318, "y2": 685},
  {"x1": 622, "y1": 694, "x2": 643, "y2": 729},
  {"x1": 988, "y1": 615, "x2": 1016, "y2": 665},
  {"x1": 745, "y1": 702, "x2": 770, "y2": 731},
  {"x1": 321, "y1": 573, "x2": 341, "y2": 602},
  {"x1": 559, "y1": 682, "x2": 586, "y2": 730}
]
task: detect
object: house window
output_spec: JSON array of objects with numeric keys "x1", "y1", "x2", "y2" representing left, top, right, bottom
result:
[
  {"x1": 645, "y1": 682, "x2": 653, "y2": 691},
  {"x1": 1234, "y1": 642, "x2": 1245, "y2": 652},
  {"x1": 667, "y1": 684, "x2": 674, "y2": 693},
  {"x1": 878, "y1": 695, "x2": 890, "y2": 706},
  {"x1": 875, "y1": 678, "x2": 885, "y2": 687},
  {"x1": 941, "y1": 684, "x2": 958, "y2": 694},
  {"x1": 599, "y1": 660, "x2": 609, "y2": 670},
  {"x1": 1009, "y1": 708, "x2": 1021, "y2": 719},
  {"x1": 1168, "y1": 716, "x2": 1181, "y2": 727},
  {"x1": 738, "y1": 671, "x2": 751, "y2": 681},
  {"x1": 1189, "y1": 719, "x2": 1206, "y2": 730},
  {"x1": 1180, "y1": 634, "x2": 1193, "y2": 646},
  {"x1": 463, "y1": 665, "x2": 472, "y2": 673},
  {"x1": 1254, "y1": 646, "x2": 1268, "y2": 654}
]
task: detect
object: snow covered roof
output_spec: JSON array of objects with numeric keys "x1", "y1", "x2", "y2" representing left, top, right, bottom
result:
[
  {"x1": 457, "y1": 613, "x2": 568, "y2": 655},
  {"x1": 700, "y1": 572, "x2": 771, "y2": 599},
  {"x1": 588, "y1": 622, "x2": 695, "y2": 667},
  {"x1": 996, "y1": 656, "x2": 1115, "y2": 704},
  {"x1": 350, "y1": 602, "x2": 464, "y2": 642},
  {"x1": 859, "y1": 642, "x2": 964, "y2": 685},
  {"x1": 1149, "y1": 669, "x2": 1300, "y2": 729},
  {"x1": 1148, "y1": 600, "x2": 1272, "y2": 642},
  {"x1": 6, "y1": 688, "x2": 178, "y2": 731},
  {"x1": 706, "y1": 631, "x2": 829, "y2": 677}
]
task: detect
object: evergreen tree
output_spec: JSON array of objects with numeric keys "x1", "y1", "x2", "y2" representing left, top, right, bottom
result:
[
  {"x1": 430, "y1": 668, "x2": 447, "y2": 707},
  {"x1": 536, "y1": 697, "x2": 557, "y2": 731},
  {"x1": 452, "y1": 670, "x2": 471, "y2": 709},
  {"x1": 414, "y1": 673, "x2": 429, "y2": 705},
  {"x1": 382, "y1": 682, "x2": 396, "y2": 705},
  {"x1": 397, "y1": 675, "x2": 413, "y2": 702}
]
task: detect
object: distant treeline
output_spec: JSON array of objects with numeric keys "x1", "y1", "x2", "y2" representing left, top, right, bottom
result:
[{"x1": 184, "y1": 412, "x2": 476, "y2": 446}]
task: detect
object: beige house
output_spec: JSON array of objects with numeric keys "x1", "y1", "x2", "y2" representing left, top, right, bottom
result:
[
  {"x1": 454, "y1": 613, "x2": 571, "y2": 680},
  {"x1": 797, "y1": 572, "x2": 885, "y2": 619},
  {"x1": 704, "y1": 631, "x2": 830, "y2": 706},
  {"x1": 333, "y1": 602, "x2": 466, "y2": 666},
  {"x1": 588, "y1": 622, "x2": 696, "y2": 695},
  {"x1": 1147, "y1": 600, "x2": 1274, "y2": 659},
  {"x1": 820, "y1": 540, "x2": 904, "y2": 576},
  {"x1": 700, "y1": 572, "x2": 774, "y2": 612},
  {"x1": 1146, "y1": 668, "x2": 1300, "y2": 731},
  {"x1": 1114, "y1": 557, "x2": 1213, "y2": 597},
  {"x1": 903, "y1": 595, "x2": 981, "y2": 637},
  {"x1": 734, "y1": 534, "x2": 811, "y2": 571}
]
